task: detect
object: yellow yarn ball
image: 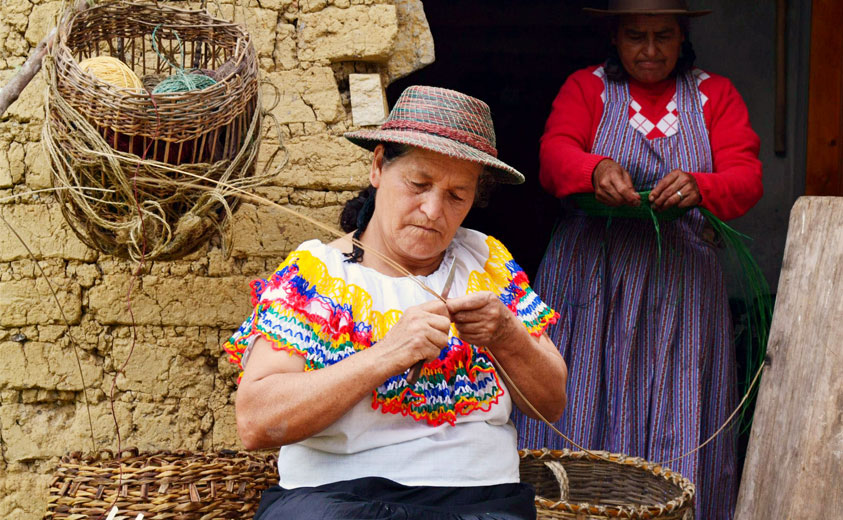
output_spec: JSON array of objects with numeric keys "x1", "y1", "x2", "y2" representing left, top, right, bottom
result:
[{"x1": 78, "y1": 56, "x2": 144, "y2": 91}]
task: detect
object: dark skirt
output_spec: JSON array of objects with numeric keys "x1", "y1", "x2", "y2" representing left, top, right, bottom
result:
[{"x1": 254, "y1": 477, "x2": 536, "y2": 520}]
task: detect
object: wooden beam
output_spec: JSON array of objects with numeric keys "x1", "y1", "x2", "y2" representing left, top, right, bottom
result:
[
  {"x1": 735, "y1": 197, "x2": 843, "y2": 518},
  {"x1": 805, "y1": 0, "x2": 843, "y2": 195}
]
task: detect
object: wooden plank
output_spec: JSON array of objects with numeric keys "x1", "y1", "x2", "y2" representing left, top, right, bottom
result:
[
  {"x1": 735, "y1": 197, "x2": 843, "y2": 518},
  {"x1": 805, "y1": 0, "x2": 843, "y2": 195}
]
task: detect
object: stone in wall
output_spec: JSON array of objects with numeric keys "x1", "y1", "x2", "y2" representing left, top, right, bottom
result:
[
  {"x1": 228, "y1": 202, "x2": 344, "y2": 258},
  {"x1": 0, "y1": 463, "x2": 54, "y2": 519},
  {"x1": 24, "y1": 139, "x2": 52, "y2": 190},
  {"x1": 387, "y1": 0, "x2": 435, "y2": 81},
  {"x1": 0, "y1": 138, "x2": 25, "y2": 187},
  {"x1": 0, "y1": 278, "x2": 82, "y2": 327},
  {"x1": 129, "y1": 399, "x2": 209, "y2": 451},
  {"x1": 0, "y1": 204, "x2": 97, "y2": 262},
  {"x1": 349, "y1": 73, "x2": 388, "y2": 126},
  {"x1": 280, "y1": 133, "x2": 371, "y2": 189},
  {"x1": 0, "y1": 341, "x2": 102, "y2": 391},
  {"x1": 87, "y1": 274, "x2": 252, "y2": 328},
  {"x1": 273, "y1": 22, "x2": 298, "y2": 71},
  {"x1": 2, "y1": 72, "x2": 46, "y2": 123},
  {"x1": 298, "y1": 5, "x2": 399, "y2": 62},
  {"x1": 242, "y1": 7, "x2": 280, "y2": 70},
  {"x1": 264, "y1": 67, "x2": 344, "y2": 124},
  {"x1": 23, "y1": 2, "x2": 59, "y2": 47},
  {"x1": 0, "y1": 399, "x2": 131, "y2": 462},
  {"x1": 111, "y1": 339, "x2": 215, "y2": 399},
  {"x1": 0, "y1": 0, "x2": 31, "y2": 69}
]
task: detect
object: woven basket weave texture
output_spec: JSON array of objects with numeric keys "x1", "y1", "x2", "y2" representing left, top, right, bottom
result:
[{"x1": 44, "y1": 449, "x2": 694, "y2": 520}]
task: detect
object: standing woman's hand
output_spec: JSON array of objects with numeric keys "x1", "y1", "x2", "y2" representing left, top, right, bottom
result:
[
  {"x1": 648, "y1": 169, "x2": 702, "y2": 211},
  {"x1": 592, "y1": 159, "x2": 641, "y2": 207}
]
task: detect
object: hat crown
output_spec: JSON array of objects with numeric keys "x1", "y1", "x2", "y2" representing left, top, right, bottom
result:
[
  {"x1": 607, "y1": 0, "x2": 690, "y2": 10},
  {"x1": 381, "y1": 86, "x2": 498, "y2": 157}
]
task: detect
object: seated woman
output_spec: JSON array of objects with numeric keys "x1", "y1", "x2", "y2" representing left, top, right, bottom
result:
[{"x1": 224, "y1": 85, "x2": 568, "y2": 520}]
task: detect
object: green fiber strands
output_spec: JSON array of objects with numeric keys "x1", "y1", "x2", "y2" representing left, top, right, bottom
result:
[
  {"x1": 571, "y1": 192, "x2": 772, "y2": 432},
  {"x1": 152, "y1": 72, "x2": 217, "y2": 94}
]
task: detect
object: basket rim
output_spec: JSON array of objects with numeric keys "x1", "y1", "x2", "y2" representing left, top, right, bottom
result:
[
  {"x1": 55, "y1": 1, "x2": 255, "y2": 102},
  {"x1": 518, "y1": 448, "x2": 695, "y2": 517},
  {"x1": 59, "y1": 447, "x2": 278, "y2": 465}
]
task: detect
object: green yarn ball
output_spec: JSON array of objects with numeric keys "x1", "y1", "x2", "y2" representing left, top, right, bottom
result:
[{"x1": 151, "y1": 72, "x2": 217, "y2": 94}]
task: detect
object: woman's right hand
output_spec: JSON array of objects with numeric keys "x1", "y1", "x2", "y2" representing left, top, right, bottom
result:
[
  {"x1": 592, "y1": 159, "x2": 641, "y2": 207},
  {"x1": 375, "y1": 299, "x2": 452, "y2": 376}
]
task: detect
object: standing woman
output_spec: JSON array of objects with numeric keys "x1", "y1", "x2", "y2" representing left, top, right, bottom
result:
[{"x1": 515, "y1": 1, "x2": 762, "y2": 518}]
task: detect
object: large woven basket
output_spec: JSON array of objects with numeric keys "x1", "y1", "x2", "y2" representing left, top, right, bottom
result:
[
  {"x1": 44, "y1": 1, "x2": 278, "y2": 261},
  {"x1": 44, "y1": 449, "x2": 278, "y2": 520},
  {"x1": 44, "y1": 448, "x2": 694, "y2": 519},
  {"x1": 519, "y1": 449, "x2": 695, "y2": 520}
]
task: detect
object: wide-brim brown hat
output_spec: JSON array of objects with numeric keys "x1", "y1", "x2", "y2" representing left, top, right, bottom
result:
[
  {"x1": 584, "y1": 0, "x2": 711, "y2": 17},
  {"x1": 344, "y1": 85, "x2": 525, "y2": 185}
]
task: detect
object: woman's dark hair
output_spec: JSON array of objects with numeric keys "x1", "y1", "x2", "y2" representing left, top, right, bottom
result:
[
  {"x1": 340, "y1": 142, "x2": 409, "y2": 263},
  {"x1": 604, "y1": 15, "x2": 696, "y2": 82},
  {"x1": 339, "y1": 142, "x2": 496, "y2": 263}
]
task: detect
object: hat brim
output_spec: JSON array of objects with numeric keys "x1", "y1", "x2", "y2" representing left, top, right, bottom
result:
[
  {"x1": 583, "y1": 8, "x2": 711, "y2": 17},
  {"x1": 344, "y1": 129, "x2": 525, "y2": 185}
]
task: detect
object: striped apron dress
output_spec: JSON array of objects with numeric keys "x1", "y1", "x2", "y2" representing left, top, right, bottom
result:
[{"x1": 516, "y1": 70, "x2": 738, "y2": 519}]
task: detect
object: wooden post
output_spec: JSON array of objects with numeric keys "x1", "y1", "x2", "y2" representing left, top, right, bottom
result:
[{"x1": 735, "y1": 197, "x2": 843, "y2": 518}]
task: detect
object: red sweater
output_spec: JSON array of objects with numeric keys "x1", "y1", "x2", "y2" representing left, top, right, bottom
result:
[{"x1": 539, "y1": 65, "x2": 763, "y2": 220}]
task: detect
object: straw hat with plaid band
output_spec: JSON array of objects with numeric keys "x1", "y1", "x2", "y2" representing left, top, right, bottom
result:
[
  {"x1": 583, "y1": 0, "x2": 711, "y2": 17},
  {"x1": 344, "y1": 85, "x2": 525, "y2": 185}
]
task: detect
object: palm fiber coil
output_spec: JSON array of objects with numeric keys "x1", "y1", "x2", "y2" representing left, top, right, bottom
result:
[
  {"x1": 519, "y1": 449, "x2": 695, "y2": 520},
  {"x1": 44, "y1": 1, "x2": 283, "y2": 261},
  {"x1": 44, "y1": 449, "x2": 279, "y2": 520},
  {"x1": 44, "y1": 449, "x2": 694, "y2": 519}
]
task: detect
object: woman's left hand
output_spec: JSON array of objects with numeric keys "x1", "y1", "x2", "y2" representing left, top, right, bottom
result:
[
  {"x1": 648, "y1": 169, "x2": 702, "y2": 211},
  {"x1": 446, "y1": 292, "x2": 519, "y2": 349}
]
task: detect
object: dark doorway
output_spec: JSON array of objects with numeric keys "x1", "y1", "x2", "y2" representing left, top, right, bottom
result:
[{"x1": 388, "y1": 1, "x2": 608, "y2": 280}]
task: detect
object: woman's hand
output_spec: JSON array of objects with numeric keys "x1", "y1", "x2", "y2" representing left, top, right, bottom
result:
[
  {"x1": 376, "y1": 299, "x2": 452, "y2": 374},
  {"x1": 447, "y1": 291, "x2": 568, "y2": 421},
  {"x1": 592, "y1": 159, "x2": 641, "y2": 207},
  {"x1": 446, "y1": 292, "x2": 519, "y2": 350},
  {"x1": 649, "y1": 169, "x2": 702, "y2": 210}
]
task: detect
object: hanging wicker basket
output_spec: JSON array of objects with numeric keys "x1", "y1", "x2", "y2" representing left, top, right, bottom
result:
[
  {"x1": 44, "y1": 449, "x2": 279, "y2": 520},
  {"x1": 519, "y1": 449, "x2": 696, "y2": 520},
  {"x1": 43, "y1": 1, "x2": 282, "y2": 261}
]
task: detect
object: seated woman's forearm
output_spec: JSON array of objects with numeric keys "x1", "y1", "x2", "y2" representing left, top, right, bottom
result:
[
  {"x1": 489, "y1": 322, "x2": 567, "y2": 422},
  {"x1": 236, "y1": 345, "x2": 396, "y2": 449}
]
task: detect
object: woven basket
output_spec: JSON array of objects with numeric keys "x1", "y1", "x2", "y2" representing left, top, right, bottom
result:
[
  {"x1": 44, "y1": 1, "x2": 279, "y2": 261},
  {"x1": 44, "y1": 448, "x2": 694, "y2": 519},
  {"x1": 44, "y1": 449, "x2": 278, "y2": 520},
  {"x1": 519, "y1": 449, "x2": 695, "y2": 520}
]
